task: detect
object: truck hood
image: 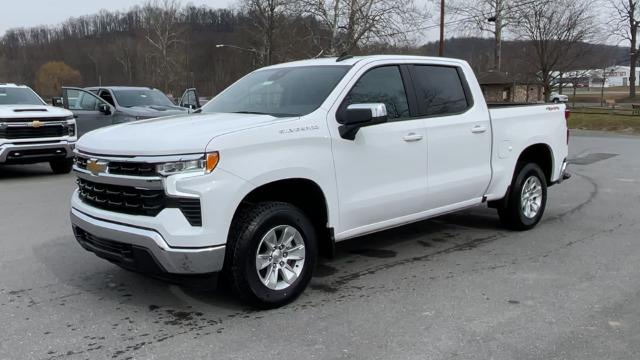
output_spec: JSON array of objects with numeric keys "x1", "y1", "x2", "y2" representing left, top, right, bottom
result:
[
  {"x1": 76, "y1": 112, "x2": 293, "y2": 156},
  {"x1": 0, "y1": 104, "x2": 73, "y2": 119},
  {"x1": 120, "y1": 105, "x2": 189, "y2": 118}
]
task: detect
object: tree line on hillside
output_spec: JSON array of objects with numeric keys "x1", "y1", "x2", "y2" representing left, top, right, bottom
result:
[{"x1": 0, "y1": 0, "x2": 633, "y2": 100}]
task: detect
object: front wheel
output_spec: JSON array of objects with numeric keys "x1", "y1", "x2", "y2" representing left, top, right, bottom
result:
[
  {"x1": 226, "y1": 202, "x2": 317, "y2": 308},
  {"x1": 553, "y1": 98, "x2": 560, "y2": 104},
  {"x1": 50, "y1": 159, "x2": 73, "y2": 174},
  {"x1": 498, "y1": 163, "x2": 548, "y2": 231}
]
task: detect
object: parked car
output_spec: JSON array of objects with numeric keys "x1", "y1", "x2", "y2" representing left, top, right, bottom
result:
[
  {"x1": 550, "y1": 92, "x2": 569, "y2": 103},
  {"x1": 56, "y1": 87, "x2": 197, "y2": 137},
  {"x1": 0, "y1": 83, "x2": 76, "y2": 173},
  {"x1": 70, "y1": 55, "x2": 570, "y2": 308}
]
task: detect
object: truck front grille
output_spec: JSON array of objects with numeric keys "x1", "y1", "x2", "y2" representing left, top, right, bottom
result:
[
  {"x1": 77, "y1": 179, "x2": 202, "y2": 226},
  {"x1": 0, "y1": 125, "x2": 65, "y2": 139},
  {"x1": 108, "y1": 162, "x2": 158, "y2": 177},
  {"x1": 77, "y1": 178, "x2": 165, "y2": 216},
  {"x1": 75, "y1": 157, "x2": 159, "y2": 177}
]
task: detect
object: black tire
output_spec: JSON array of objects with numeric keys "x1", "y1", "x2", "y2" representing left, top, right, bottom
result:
[
  {"x1": 50, "y1": 159, "x2": 73, "y2": 174},
  {"x1": 226, "y1": 202, "x2": 318, "y2": 309},
  {"x1": 498, "y1": 163, "x2": 548, "y2": 231},
  {"x1": 553, "y1": 98, "x2": 560, "y2": 104}
]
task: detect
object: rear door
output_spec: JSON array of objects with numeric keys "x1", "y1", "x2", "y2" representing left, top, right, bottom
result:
[
  {"x1": 63, "y1": 87, "x2": 114, "y2": 137},
  {"x1": 408, "y1": 64, "x2": 492, "y2": 209}
]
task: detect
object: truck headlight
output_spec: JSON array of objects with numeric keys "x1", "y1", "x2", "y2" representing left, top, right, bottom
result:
[
  {"x1": 64, "y1": 117, "x2": 76, "y2": 137},
  {"x1": 156, "y1": 152, "x2": 219, "y2": 176}
]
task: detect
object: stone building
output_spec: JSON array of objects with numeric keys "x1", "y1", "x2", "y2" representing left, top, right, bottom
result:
[{"x1": 477, "y1": 71, "x2": 544, "y2": 103}]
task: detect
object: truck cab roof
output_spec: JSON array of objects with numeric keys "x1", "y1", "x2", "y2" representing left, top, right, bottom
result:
[
  {"x1": 261, "y1": 55, "x2": 469, "y2": 70},
  {"x1": 85, "y1": 86, "x2": 157, "y2": 91}
]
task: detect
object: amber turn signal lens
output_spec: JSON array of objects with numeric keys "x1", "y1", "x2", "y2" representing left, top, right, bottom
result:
[{"x1": 206, "y1": 152, "x2": 220, "y2": 173}]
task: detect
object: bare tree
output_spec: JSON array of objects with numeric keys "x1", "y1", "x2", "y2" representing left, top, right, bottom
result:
[
  {"x1": 446, "y1": 0, "x2": 532, "y2": 71},
  {"x1": 142, "y1": 0, "x2": 184, "y2": 93},
  {"x1": 113, "y1": 37, "x2": 138, "y2": 84},
  {"x1": 514, "y1": 0, "x2": 595, "y2": 101},
  {"x1": 609, "y1": 0, "x2": 639, "y2": 98},
  {"x1": 242, "y1": 0, "x2": 288, "y2": 65},
  {"x1": 295, "y1": 0, "x2": 428, "y2": 55}
]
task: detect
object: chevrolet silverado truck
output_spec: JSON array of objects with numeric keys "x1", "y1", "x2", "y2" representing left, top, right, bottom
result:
[
  {"x1": 1, "y1": 84, "x2": 76, "y2": 173},
  {"x1": 70, "y1": 55, "x2": 570, "y2": 308},
  {"x1": 58, "y1": 86, "x2": 191, "y2": 137}
]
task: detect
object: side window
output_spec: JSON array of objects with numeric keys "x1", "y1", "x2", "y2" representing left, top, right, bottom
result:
[
  {"x1": 99, "y1": 90, "x2": 116, "y2": 106},
  {"x1": 411, "y1": 65, "x2": 470, "y2": 116},
  {"x1": 343, "y1": 66, "x2": 410, "y2": 120},
  {"x1": 66, "y1": 89, "x2": 100, "y2": 111},
  {"x1": 187, "y1": 91, "x2": 197, "y2": 105}
]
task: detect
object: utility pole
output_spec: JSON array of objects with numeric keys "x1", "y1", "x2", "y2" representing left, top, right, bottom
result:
[
  {"x1": 439, "y1": 0, "x2": 445, "y2": 56},
  {"x1": 487, "y1": 0, "x2": 503, "y2": 71}
]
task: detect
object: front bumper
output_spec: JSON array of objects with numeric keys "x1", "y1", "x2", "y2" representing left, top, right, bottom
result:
[
  {"x1": 0, "y1": 140, "x2": 75, "y2": 164},
  {"x1": 71, "y1": 208, "x2": 225, "y2": 275}
]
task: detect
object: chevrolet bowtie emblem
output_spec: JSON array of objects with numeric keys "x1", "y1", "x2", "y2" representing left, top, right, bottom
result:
[
  {"x1": 86, "y1": 159, "x2": 108, "y2": 176},
  {"x1": 31, "y1": 120, "x2": 43, "y2": 128}
]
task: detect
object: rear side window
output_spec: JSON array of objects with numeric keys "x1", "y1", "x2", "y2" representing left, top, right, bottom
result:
[
  {"x1": 343, "y1": 66, "x2": 410, "y2": 120},
  {"x1": 411, "y1": 65, "x2": 470, "y2": 116}
]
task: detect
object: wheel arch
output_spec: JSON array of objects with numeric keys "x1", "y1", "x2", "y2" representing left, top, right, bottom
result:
[
  {"x1": 515, "y1": 143, "x2": 554, "y2": 185},
  {"x1": 230, "y1": 178, "x2": 335, "y2": 257}
]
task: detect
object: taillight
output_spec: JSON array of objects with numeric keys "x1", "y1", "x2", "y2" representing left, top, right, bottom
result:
[{"x1": 564, "y1": 109, "x2": 570, "y2": 144}]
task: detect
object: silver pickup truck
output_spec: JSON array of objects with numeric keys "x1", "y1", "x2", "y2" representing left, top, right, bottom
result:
[{"x1": 0, "y1": 83, "x2": 76, "y2": 173}]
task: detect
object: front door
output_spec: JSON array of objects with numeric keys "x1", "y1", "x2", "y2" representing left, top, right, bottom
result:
[
  {"x1": 330, "y1": 65, "x2": 428, "y2": 233},
  {"x1": 63, "y1": 87, "x2": 114, "y2": 137},
  {"x1": 179, "y1": 88, "x2": 201, "y2": 111}
]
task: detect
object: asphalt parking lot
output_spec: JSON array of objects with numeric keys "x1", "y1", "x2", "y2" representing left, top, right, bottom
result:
[{"x1": 1, "y1": 131, "x2": 639, "y2": 360}]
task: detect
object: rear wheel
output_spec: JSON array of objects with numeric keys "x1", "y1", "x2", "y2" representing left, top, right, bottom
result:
[
  {"x1": 498, "y1": 163, "x2": 547, "y2": 231},
  {"x1": 226, "y1": 202, "x2": 317, "y2": 308},
  {"x1": 50, "y1": 159, "x2": 73, "y2": 174}
]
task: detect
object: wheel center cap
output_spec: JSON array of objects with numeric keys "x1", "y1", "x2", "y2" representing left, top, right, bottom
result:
[{"x1": 272, "y1": 249, "x2": 282, "y2": 262}]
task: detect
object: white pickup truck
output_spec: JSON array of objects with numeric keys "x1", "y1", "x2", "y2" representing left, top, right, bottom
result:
[
  {"x1": 1, "y1": 84, "x2": 76, "y2": 173},
  {"x1": 70, "y1": 55, "x2": 570, "y2": 308}
]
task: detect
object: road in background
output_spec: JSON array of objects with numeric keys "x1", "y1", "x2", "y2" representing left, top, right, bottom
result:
[{"x1": 1, "y1": 131, "x2": 639, "y2": 360}]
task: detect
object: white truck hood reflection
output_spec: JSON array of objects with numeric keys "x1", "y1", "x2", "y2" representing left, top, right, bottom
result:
[{"x1": 76, "y1": 112, "x2": 292, "y2": 156}]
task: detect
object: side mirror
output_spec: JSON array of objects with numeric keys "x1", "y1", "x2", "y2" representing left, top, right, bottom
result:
[
  {"x1": 338, "y1": 103, "x2": 388, "y2": 140},
  {"x1": 51, "y1": 97, "x2": 64, "y2": 108},
  {"x1": 98, "y1": 103, "x2": 112, "y2": 115}
]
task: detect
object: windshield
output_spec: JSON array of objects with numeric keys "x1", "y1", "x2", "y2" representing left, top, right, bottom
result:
[
  {"x1": 201, "y1": 66, "x2": 351, "y2": 117},
  {"x1": 0, "y1": 87, "x2": 45, "y2": 105},
  {"x1": 112, "y1": 89, "x2": 175, "y2": 108}
]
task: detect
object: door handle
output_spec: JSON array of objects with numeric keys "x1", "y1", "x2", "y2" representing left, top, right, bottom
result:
[
  {"x1": 471, "y1": 125, "x2": 487, "y2": 134},
  {"x1": 403, "y1": 133, "x2": 423, "y2": 142}
]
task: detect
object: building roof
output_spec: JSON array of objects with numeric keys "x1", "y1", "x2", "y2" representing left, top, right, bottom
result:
[{"x1": 477, "y1": 71, "x2": 514, "y2": 85}]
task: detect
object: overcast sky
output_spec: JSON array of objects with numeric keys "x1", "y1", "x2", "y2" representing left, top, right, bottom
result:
[{"x1": 0, "y1": 0, "x2": 236, "y2": 36}]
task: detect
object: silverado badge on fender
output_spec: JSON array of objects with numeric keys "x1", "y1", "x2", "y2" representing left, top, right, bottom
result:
[{"x1": 86, "y1": 159, "x2": 107, "y2": 176}]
